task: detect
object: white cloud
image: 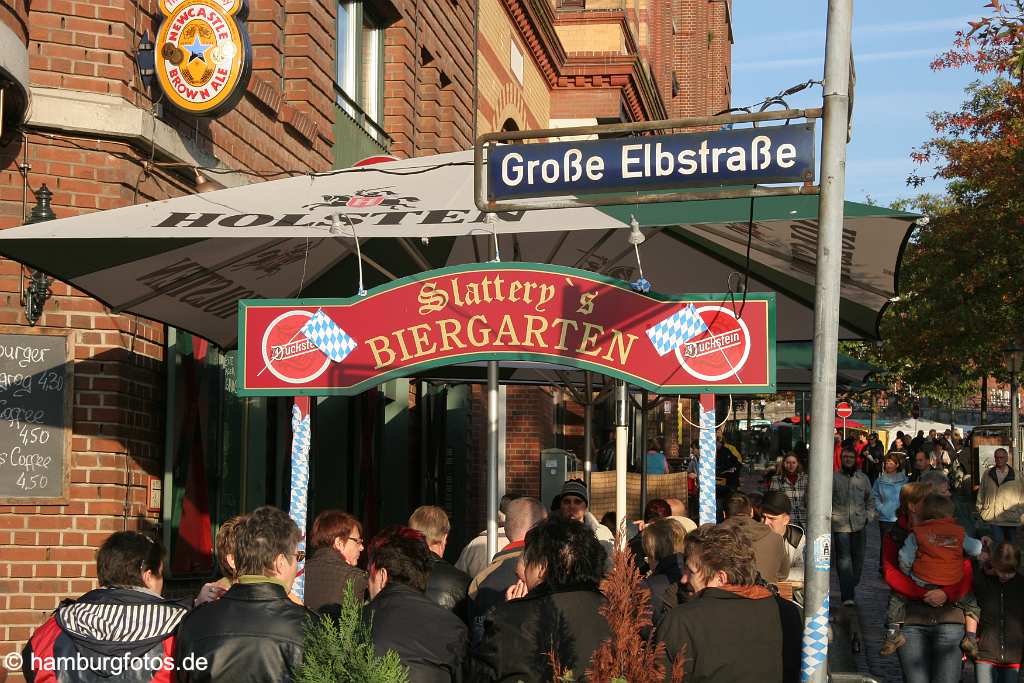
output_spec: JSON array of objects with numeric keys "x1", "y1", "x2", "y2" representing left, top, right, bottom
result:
[{"x1": 734, "y1": 47, "x2": 942, "y2": 72}]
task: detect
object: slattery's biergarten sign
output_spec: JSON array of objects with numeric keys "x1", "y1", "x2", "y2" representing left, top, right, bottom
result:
[{"x1": 237, "y1": 263, "x2": 776, "y2": 396}]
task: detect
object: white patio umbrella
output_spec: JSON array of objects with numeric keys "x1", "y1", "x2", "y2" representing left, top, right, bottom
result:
[{"x1": 0, "y1": 150, "x2": 916, "y2": 348}]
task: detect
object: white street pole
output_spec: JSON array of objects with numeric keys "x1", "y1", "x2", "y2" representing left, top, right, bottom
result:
[
  {"x1": 615, "y1": 380, "x2": 628, "y2": 544},
  {"x1": 486, "y1": 361, "x2": 499, "y2": 561},
  {"x1": 802, "y1": 1, "x2": 854, "y2": 681}
]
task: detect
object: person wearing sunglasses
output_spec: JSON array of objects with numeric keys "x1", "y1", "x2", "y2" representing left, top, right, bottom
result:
[
  {"x1": 303, "y1": 509, "x2": 368, "y2": 613},
  {"x1": 174, "y1": 506, "x2": 315, "y2": 682}
]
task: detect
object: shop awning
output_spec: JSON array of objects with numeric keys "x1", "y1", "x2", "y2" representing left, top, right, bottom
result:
[
  {"x1": 0, "y1": 150, "x2": 917, "y2": 348},
  {"x1": 776, "y1": 342, "x2": 880, "y2": 391}
]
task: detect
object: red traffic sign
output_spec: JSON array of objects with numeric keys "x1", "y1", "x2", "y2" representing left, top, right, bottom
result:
[{"x1": 836, "y1": 401, "x2": 853, "y2": 419}]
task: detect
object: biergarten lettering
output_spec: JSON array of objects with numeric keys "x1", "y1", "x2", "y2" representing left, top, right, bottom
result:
[{"x1": 365, "y1": 313, "x2": 638, "y2": 371}]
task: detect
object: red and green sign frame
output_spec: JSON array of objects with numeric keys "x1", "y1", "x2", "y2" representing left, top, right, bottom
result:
[{"x1": 236, "y1": 262, "x2": 776, "y2": 396}]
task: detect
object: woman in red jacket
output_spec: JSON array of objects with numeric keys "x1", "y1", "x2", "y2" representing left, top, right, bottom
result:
[{"x1": 883, "y1": 481, "x2": 973, "y2": 683}]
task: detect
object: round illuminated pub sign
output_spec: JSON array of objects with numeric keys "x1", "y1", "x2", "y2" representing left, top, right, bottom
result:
[{"x1": 154, "y1": 0, "x2": 251, "y2": 116}]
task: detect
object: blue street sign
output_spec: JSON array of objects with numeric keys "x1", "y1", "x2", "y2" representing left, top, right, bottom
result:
[{"x1": 487, "y1": 123, "x2": 815, "y2": 201}]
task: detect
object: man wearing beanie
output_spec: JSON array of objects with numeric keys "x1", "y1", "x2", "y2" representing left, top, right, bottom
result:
[
  {"x1": 553, "y1": 479, "x2": 614, "y2": 561},
  {"x1": 761, "y1": 490, "x2": 806, "y2": 584}
]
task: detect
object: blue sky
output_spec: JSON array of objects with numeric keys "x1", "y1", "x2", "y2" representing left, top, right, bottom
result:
[{"x1": 730, "y1": 1, "x2": 984, "y2": 206}]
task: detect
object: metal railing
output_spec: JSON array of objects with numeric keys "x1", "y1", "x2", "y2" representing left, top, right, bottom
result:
[{"x1": 334, "y1": 85, "x2": 392, "y2": 148}]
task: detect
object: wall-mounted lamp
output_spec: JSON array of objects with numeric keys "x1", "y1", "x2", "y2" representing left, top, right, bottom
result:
[
  {"x1": 24, "y1": 185, "x2": 55, "y2": 326},
  {"x1": 136, "y1": 31, "x2": 156, "y2": 89}
]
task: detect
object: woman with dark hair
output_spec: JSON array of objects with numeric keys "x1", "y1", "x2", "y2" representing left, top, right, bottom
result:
[
  {"x1": 471, "y1": 516, "x2": 609, "y2": 681},
  {"x1": 302, "y1": 509, "x2": 368, "y2": 612},
  {"x1": 23, "y1": 532, "x2": 189, "y2": 683},
  {"x1": 871, "y1": 454, "x2": 908, "y2": 572},
  {"x1": 973, "y1": 543, "x2": 1024, "y2": 683},
  {"x1": 768, "y1": 453, "x2": 809, "y2": 528}
]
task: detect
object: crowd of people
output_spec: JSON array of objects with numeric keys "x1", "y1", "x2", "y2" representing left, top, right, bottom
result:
[
  {"x1": 18, "y1": 425, "x2": 1024, "y2": 683},
  {"x1": 795, "y1": 425, "x2": 1024, "y2": 683},
  {"x1": 20, "y1": 477, "x2": 807, "y2": 683}
]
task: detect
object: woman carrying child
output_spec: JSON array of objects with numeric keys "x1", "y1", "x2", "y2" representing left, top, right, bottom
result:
[{"x1": 881, "y1": 482, "x2": 974, "y2": 683}]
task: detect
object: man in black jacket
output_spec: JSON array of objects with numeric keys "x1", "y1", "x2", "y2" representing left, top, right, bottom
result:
[
  {"x1": 409, "y1": 505, "x2": 471, "y2": 621},
  {"x1": 655, "y1": 525, "x2": 802, "y2": 682},
  {"x1": 173, "y1": 506, "x2": 313, "y2": 682},
  {"x1": 365, "y1": 526, "x2": 468, "y2": 682},
  {"x1": 467, "y1": 496, "x2": 547, "y2": 645},
  {"x1": 471, "y1": 516, "x2": 610, "y2": 682}
]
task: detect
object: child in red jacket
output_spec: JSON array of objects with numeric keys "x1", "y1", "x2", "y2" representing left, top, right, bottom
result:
[{"x1": 880, "y1": 493, "x2": 982, "y2": 656}]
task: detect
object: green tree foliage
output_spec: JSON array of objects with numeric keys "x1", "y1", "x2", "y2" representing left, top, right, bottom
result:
[
  {"x1": 296, "y1": 583, "x2": 409, "y2": 683},
  {"x1": 848, "y1": 3, "x2": 1023, "y2": 401}
]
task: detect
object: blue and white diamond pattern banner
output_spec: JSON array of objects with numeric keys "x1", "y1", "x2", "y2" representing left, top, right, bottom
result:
[
  {"x1": 801, "y1": 595, "x2": 830, "y2": 681},
  {"x1": 288, "y1": 404, "x2": 312, "y2": 600},
  {"x1": 698, "y1": 400, "x2": 717, "y2": 526},
  {"x1": 646, "y1": 303, "x2": 709, "y2": 356},
  {"x1": 301, "y1": 308, "x2": 358, "y2": 362}
]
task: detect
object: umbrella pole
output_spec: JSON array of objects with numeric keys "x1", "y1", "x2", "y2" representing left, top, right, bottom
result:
[
  {"x1": 800, "y1": 392, "x2": 807, "y2": 443},
  {"x1": 615, "y1": 381, "x2": 628, "y2": 543},
  {"x1": 640, "y1": 390, "x2": 648, "y2": 511},
  {"x1": 803, "y1": 1, "x2": 853, "y2": 681},
  {"x1": 584, "y1": 371, "x2": 593, "y2": 492},
  {"x1": 486, "y1": 361, "x2": 499, "y2": 562}
]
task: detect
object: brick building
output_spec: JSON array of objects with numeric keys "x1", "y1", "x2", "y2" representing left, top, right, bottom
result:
[{"x1": 0, "y1": 0, "x2": 729, "y2": 669}]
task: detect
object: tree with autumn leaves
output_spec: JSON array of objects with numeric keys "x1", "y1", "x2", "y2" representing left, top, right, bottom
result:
[{"x1": 850, "y1": 1, "x2": 1024, "y2": 406}]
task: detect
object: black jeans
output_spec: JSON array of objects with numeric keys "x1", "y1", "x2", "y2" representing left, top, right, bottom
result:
[
  {"x1": 878, "y1": 521, "x2": 896, "y2": 571},
  {"x1": 834, "y1": 528, "x2": 866, "y2": 603}
]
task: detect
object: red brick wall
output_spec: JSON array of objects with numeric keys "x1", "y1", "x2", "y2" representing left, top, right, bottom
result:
[
  {"x1": 0, "y1": 277, "x2": 165, "y2": 672},
  {"x1": 465, "y1": 384, "x2": 554, "y2": 534},
  {"x1": 383, "y1": 0, "x2": 474, "y2": 158},
  {"x1": 669, "y1": 0, "x2": 731, "y2": 119},
  {"x1": 0, "y1": 0, "x2": 338, "y2": 670}
]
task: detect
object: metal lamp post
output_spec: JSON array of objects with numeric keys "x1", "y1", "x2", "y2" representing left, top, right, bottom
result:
[
  {"x1": 24, "y1": 184, "x2": 56, "y2": 326},
  {"x1": 1003, "y1": 341, "x2": 1023, "y2": 464}
]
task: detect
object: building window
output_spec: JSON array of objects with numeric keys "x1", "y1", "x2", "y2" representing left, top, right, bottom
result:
[
  {"x1": 336, "y1": 1, "x2": 386, "y2": 140},
  {"x1": 672, "y1": 71, "x2": 680, "y2": 98},
  {"x1": 509, "y1": 39, "x2": 524, "y2": 85}
]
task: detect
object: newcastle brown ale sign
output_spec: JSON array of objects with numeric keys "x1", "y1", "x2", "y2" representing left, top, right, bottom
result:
[
  {"x1": 237, "y1": 263, "x2": 776, "y2": 396},
  {"x1": 155, "y1": 0, "x2": 251, "y2": 116}
]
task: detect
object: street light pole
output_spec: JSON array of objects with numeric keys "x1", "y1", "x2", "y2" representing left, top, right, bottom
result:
[
  {"x1": 803, "y1": 1, "x2": 854, "y2": 681},
  {"x1": 1004, "y1": 342, "x2": 1023, "y2": 467}
]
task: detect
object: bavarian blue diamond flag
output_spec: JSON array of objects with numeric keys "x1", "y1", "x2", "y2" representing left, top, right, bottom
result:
[
  {"x1": 301, "y1": 308, "x2": 358, "y2": 362},
  {"x1": 645, "y1": 303, "x2": 709, "y2": 356}
]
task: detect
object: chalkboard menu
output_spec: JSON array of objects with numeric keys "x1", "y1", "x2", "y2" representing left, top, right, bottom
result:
[{"x1": 0, "y1": 327, "x2": 72, "y2": 502}]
